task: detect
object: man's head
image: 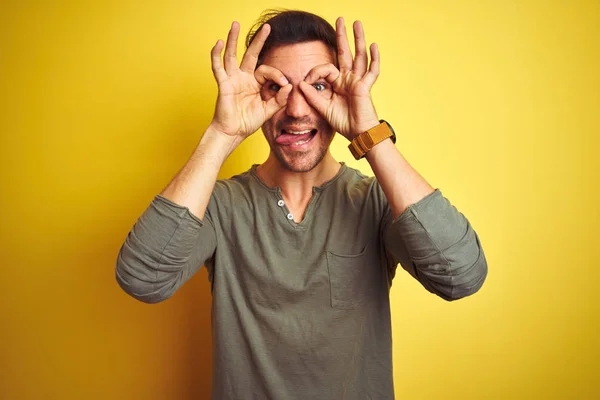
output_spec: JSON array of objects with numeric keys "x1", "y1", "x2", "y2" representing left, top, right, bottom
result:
[
  {"x1": 246, "y1": 10, "x2": 337, "y2": 68},
  {"x1": 247, "y1": 10, "x2": 339, "y2": 172}
]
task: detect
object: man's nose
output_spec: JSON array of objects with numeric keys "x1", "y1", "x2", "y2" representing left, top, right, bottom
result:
[{"x1": 285, "y1": 87, "x2": 311, "y2": 118}]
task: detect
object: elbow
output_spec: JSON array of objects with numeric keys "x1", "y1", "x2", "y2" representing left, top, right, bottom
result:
[
  {"x1": 416, "y1": 234, "x2": 489, "y2": 302},
  {"x1": 444, "y1": 253, "x2": 488, "y2": 301},
  {"x1": 447, "y1": 231, "x2": 489, "y2": 300},
  {"x1": 115, "y1": 255, "x2": 174, "y2": 304},
  {"x1": 419, "y1": 257, "x2": 487, "y2": 302},
  {"x1": 440, "y1": 227, "x2": 488, "y2": 301}
]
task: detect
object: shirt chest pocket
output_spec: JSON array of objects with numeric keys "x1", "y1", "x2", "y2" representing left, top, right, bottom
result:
[{"x1": 326, "y1": 242, "x2": 382, "y2": 310}]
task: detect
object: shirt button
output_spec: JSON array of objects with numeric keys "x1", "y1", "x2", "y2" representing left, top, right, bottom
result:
[
  {"x1": 277, "y1": 199, "x2": 285, "y2": 207},
  {"x1": 287, "y1": 213, "x2": 294, "y2": 220}
]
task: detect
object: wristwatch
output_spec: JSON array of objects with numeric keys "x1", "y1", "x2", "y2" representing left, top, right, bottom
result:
[{"x1": 348, "y1": 120, "x2": 396, "y2": 160}]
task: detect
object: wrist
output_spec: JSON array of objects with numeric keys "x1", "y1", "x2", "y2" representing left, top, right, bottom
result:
[
  {"x1": 348, "y1": 120, "x2": 396, "y2": 160},
  {"x1": 206, "y1": 121, "x2": 240, "y2": 138},
  {"x1": 200, "y1": 125, "x2": 244, "y2": 162},
  {"x1": 364, "y1": 137, "x2": 396, "y2": 162},
  {"x1": 348, "y1": 119, "x2": 381, "y2": 141}
]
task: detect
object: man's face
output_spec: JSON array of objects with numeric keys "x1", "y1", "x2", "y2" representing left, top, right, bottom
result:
[{"x1": 260, "y1": 41, "x2": 336, "y2": 172}]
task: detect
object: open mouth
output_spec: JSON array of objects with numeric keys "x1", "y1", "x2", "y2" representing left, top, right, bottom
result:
[{"x1": 275, "y1": 129, "x2": 318, "y2": 146}]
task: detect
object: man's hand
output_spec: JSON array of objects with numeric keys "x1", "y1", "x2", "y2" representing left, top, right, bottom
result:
[
  {"x1": 299, "y1": 18, "x2": 380, "y2": 140},
  {"x1": 209, "y1": 22, "x2": 292, "y2": 139}
]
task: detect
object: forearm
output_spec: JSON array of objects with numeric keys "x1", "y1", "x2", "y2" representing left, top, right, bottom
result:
[
  {"x1": 160, "y1": 125, "x2": 243, "y2": 219},
  {"x1": 365, "y1": 139, "x2": 435, "y2": 218}
]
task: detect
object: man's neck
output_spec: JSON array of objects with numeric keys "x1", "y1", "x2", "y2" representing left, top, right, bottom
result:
[
  {"x1": 256, "y1": 152, "x2": 341, "y2": 222},
  {"x1": 257, "y1": 152, "x2": 341, "y2": 192}
]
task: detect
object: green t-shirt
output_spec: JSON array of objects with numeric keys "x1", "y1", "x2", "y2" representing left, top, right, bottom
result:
[{"x1": 117, "y1": 164, "x2": 487, "y2": 399}]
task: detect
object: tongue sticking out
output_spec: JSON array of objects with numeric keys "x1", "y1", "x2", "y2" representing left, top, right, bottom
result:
[{"x1": 275, "y1": 130, "x2": 315, "y2": 145}]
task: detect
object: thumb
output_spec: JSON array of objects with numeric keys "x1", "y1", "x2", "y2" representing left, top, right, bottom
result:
[
  {"x1": 263, "y1": 84, "x2": 292, "y2": 119},
  {"x1": 298, "y1": 81, "x2": 330, "y2": 118}
]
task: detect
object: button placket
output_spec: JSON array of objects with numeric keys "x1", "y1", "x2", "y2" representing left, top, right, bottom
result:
[
  {"x1": 274, "y1": 192, "x2": 299, "y2": 226},
  {"x1": 275, "y1": 195, "x2": 293, "y2": 222}
]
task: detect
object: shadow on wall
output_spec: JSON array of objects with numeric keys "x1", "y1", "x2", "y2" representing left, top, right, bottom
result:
[
  {"x1": 107, "y1": 156, "x2": 214, "y2": 397},
  {"x1": 167, "y1": 270, "x2": 214, "y2": 399},
  {"x1": 112, "y1": 91, "x2": 217, "y2": 399},
  {"x1": 109, "y1": 214, "x2": 214, "y2": 398}
]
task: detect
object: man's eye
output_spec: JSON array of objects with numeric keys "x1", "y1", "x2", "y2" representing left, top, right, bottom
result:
[
  {"x1": 269, "y1": 83, "x2": 281, "y2": 92},
  {"x1": 312, "y1": 83, "x2": 326, "y2": 91}
]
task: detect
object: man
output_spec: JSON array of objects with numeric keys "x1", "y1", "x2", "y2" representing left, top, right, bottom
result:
[{"x1": 116, "y1": 10, "x2": 487, "y2": 399}]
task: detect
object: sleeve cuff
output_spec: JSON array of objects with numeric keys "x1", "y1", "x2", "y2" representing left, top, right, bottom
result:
[{"x1": 154, "y1": 194, "x2": 205, "y2": 227}]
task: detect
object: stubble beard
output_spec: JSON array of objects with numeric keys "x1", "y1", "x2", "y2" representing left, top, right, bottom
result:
[
  {"x1": 265, "y1": 117, "x2": 334, "y2": 173},
  {"x1": 272, "y1": 144, "x2": 328, "y2": 173}
]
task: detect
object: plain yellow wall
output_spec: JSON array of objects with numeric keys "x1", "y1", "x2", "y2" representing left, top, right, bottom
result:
[{"x1": 1, "y1": 0, "x2": 598, "y2": 399}]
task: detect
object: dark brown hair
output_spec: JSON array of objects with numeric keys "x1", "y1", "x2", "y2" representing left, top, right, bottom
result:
[{"x1": 245, "y1": 9, "x2": 337, "y2": 66}]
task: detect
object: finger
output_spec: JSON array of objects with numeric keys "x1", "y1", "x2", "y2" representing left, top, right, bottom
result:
[
  {"x1": 353, "y1": 20, "x2": 368, "y2": 76},
  {"x1": 304, "y1": 63, "x2": 340, "y2": 85},
  {"x1": 240, "y1": 24, "x2": 270, "y2": 72},
  {"x1": 223, "y1": 21, "x2": 240, "y2": 74},
  {"x1": 254, "y1": 65, "x2": 289, "y2": 87},
  {"x1": 363, "y1": 43, "x2": 380, "y2": 88},
  {"x1": 336, "y1": 17, "x2": 353, "y2": 72},
  {"x1": 298, "y1": 81, "x2": 330, "y2": 117},
  {"x1": 210, "y1": 39, "x2": 228, "y2": 84},
  {"x1": 264, "y1": 83, "x2": 292, "y2": 118}
]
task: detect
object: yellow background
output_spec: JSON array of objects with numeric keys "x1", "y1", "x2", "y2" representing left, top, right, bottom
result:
[{"x1": 1, "y1": 0, "x2": 598, "y2": 398}]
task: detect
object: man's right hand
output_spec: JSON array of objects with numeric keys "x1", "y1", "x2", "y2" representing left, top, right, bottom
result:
[
  {"x1": 209, "y1": 22, "x2": 292, "y2": 139},
  {"x1": 160, "y1": 22, "x2": 291, "y2": 218}
]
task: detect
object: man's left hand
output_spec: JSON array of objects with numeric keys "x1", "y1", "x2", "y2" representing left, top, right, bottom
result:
[{"x1": 299, "y1": 18, "x2": 380, "y2": 140}]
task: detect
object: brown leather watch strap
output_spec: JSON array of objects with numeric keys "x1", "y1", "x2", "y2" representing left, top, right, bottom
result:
[{"x1": 348, "y1": 120, "x2": 395, "y2": 160}]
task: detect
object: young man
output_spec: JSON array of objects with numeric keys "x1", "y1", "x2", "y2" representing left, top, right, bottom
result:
[{"x1": 116, "y1": 10, "x2": 487, "y2": 399}]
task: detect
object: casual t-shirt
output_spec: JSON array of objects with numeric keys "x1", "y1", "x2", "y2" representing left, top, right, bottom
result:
[{"x1": 116, "y1": 163, "x2": 487, "y2": 399}]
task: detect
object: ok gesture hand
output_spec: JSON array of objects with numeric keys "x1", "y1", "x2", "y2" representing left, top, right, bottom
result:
[
  {"x1": 209, "y1": 22, "x2": 292, "y2": 139},
  {"x1": 299, "y1": 18, "x2": 380, "y2": 140}
]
